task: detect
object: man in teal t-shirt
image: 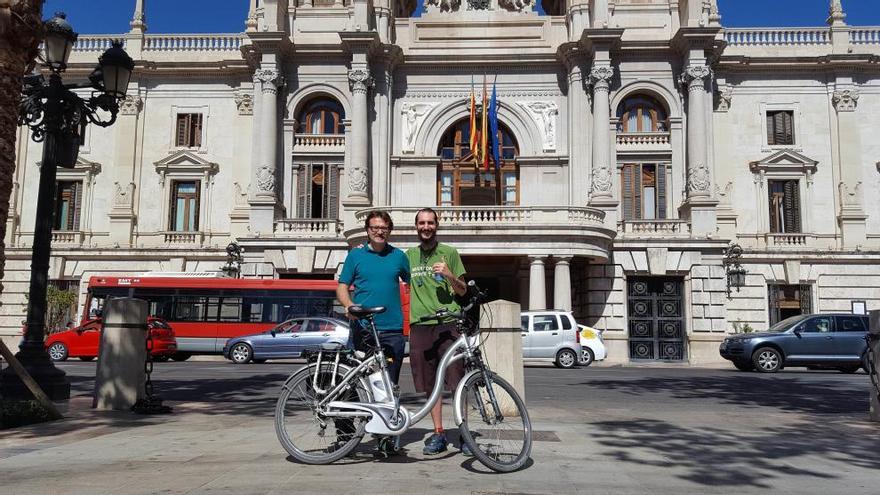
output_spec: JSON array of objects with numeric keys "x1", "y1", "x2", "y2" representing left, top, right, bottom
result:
[{"x1": 405, "y1": 207, "x2": 468, "y2": 456}]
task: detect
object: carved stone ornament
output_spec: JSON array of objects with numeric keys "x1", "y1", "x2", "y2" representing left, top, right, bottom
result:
[
  {"x1": 347, "y1": 69, "x2": 374, "y2": 93},
  {"x1": 838, "y1": 181, "x2": 863, "y2": 207},
  {"x1": 234, "y1": 92, "x2": 254, "y2": 115},
  {"x1": 401, "y1": 102, "x2": 438, "y2": 153},
  {"x1": 466, "y1": 0, "x2": 489, "y2": 10},
  {"x1": 589, "y1": 66, "x2": 614, "y2": 88},
  {"x1": 832, "y1": 88, "x2": 859, "y2": 112},
  {"x1": 348, "y1": 167, "x2": 368, "y2": 194},
  {"x1": 687, "y1": 163, "x2": 712, "y2": 193},
  {"x1": 715, "y1": 85, "x2": 733, "y2": 112},
  {"x1": 681, "y1": 65, "x2": 712, "y2": 90},
  {"x1": 255, "y1": 165, "x2": 276, "y2": 193},
  {"x1": 113, "y1": 182, "x2": 136, "y2": 207},
  {"x1": 120, "y1": 95, "x2": 143, "y2": 115},
  {"x1": 425, "y1": 0, "x2": 461, "y2": 12},
  {"x1": 254, "y1": 69, "x2": 283, "y2": 92},
  {"x1": 591, "y1": 165, "x2": 613, "y2": 194},
  {"x1": 498, "y1": 0, "x2": 533, "y2": 13},
  {"x1": 517, "y1": 101, "x2": 558, "y2": 152}
]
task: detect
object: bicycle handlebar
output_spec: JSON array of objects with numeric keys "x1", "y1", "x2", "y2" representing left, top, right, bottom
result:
[{"x1": 415, "y1": 280, "x2": 488, "y2": 324}]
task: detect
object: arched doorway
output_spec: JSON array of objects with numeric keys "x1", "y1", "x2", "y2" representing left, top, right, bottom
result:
[{"x1": 436, "y1": 118, "x2": 519, "y2": 206}]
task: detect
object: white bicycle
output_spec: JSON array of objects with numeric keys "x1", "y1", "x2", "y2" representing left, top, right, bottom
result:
[{"x1": 274, "y1": 282, "x2": 532, "y2": 472}]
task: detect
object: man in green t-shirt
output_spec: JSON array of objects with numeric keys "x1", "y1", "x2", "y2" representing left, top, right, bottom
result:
[{"x1": 405, "y1": 207, "x2": 469, "y2": 456}]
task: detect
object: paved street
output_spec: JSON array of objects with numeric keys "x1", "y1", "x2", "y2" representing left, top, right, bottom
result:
[{"x1": 2, "y1": 361, "x2": 879, "y2": 494}]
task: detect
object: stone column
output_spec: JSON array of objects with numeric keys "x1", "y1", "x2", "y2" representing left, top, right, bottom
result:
[
  {"x1": 680, "y1": 64, "x2": 718, "y2": 236},
  {"x1": 592, "y1": 0, "x2": 608, "y2": 27},
  {"x1": 588, "y1": 66, "x2": 614, "y2": 203},
  {"x1": 528, "y1": 256, "x2": 547, "y2": 310},
  {"x1": 347, "y1": 67, "x2": 373, "y2": 203},
  {"x1": 553, "y1": 256, "x2": 572, "y2": 312},
  {"x1": 833, "y1": 83, "x2": 865, "y2": 248},
  {"x1": 109, "y1": 93, "x2": 142, "y2": 247},
  {"x1": 561, "y1": 44, "x2": 589, "y2": 205},
  {"x1": 249, "y1": 66, "x2": 283, "y2": 236}
]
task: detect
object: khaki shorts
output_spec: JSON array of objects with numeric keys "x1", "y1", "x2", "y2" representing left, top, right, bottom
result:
[{"x1": 409, "y1": 322, "x2": 466, "y2": 394}]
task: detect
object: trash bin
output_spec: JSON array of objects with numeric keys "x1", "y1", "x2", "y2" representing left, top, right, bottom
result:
[{"x1": 93, "y1": 298, "x2": 148, "y2": 411}]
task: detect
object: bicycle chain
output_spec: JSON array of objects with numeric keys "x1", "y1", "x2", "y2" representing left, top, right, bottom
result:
[{"x1": 131, "y1": 325, "x2": 172, "y2": 414}]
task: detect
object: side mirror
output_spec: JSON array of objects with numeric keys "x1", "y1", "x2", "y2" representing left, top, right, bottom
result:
[
  {"x1": 793, "y1": 327, "x2": 802, "y2": 338},
  {"x1": 270, "y1": 330, "x2": 276, "y2": 337}
]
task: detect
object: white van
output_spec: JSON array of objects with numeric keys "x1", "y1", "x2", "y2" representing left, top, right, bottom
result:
[{"x1": 520, "y1": 310, "x2": 583, "y2": 369}]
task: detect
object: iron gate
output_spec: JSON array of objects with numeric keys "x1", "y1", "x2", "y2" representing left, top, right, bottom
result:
[{"x1": 628, "y1": 277, "x2": 685, "y2": 361}]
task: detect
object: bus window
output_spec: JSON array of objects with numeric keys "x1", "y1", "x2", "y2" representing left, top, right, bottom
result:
[
  {"x1": 219, "y1": 297, "x2": 242, "y2": 322},
  {"x1": 174, "y1": 296, "x2": 207, "y2": 321}
]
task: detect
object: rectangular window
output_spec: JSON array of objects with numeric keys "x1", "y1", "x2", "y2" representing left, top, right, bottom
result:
[
  {"x1": 175, "y1": 113, "x2": 203, "y2": 148},
  {"x1": 766, "y1": 110, "x2": 794, "y2": 146},
  {"x1": 768, "y1": 179, "x2": 800, "y2": 233},
  {"x1": 54, "y1": 181, "x2": 82, "y2": 231},
  {"x1": 170, "y1": 181, "x2": 200, "y2": 231},
  {"x1": 621, "y1": 164, "x2": 667, "y2": 221},
  {"x1": 296, "y1": 163, "x2": 340, "y2": 219}
]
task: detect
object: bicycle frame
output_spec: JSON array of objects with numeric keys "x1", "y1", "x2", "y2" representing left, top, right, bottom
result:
[{"x1": 317, "y1": 315, "x2": 482, "y2": 435}]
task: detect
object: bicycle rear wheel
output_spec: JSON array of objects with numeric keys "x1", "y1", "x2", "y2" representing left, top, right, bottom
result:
[
  {"x1": 275, "y1": 362, "x2": 370, "y2": 464},
  {"x1": 457, "y1": 370, "x2": 532, "y2": 472}
]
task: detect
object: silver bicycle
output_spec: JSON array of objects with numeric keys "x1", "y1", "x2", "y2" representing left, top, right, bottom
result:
[{"x1": 274, "y1": 282, "x2": 532, "y2": 472}]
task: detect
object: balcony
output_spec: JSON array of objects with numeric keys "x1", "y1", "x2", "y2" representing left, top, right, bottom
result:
[
  {"x1": 275, "y1": 219, "x2": 342, "y2": 238},
  {"x1": 765, "y1": 233, "x2": 811, "y2": 247},
  {"x1": 618, "y1": 220, "x2": 690, "y2": 238},
  {"x1": 616, "y1": 132, "x2": 671, "y2": 152},
  {"x1": 293, "y1": 134, "x2": 345, "y2": 155},
  {"x1": 163, "y1": 231, "x2": 204, "y2": 246},
  {"x1": 51, "y1": 231, "x2": 83, "y2": 246},
  {"x1": 351, "y1": 206, "x2": 614, "y2": 260}
]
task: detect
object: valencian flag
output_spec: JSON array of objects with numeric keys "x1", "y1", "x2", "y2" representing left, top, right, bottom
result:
[
  {"x1": 469, "y1": 77, "x2": 479, "y2": 165},
  {"x1": 481, "y1": 75, "x2": 489, "y2": 170},
  {"x1": 488, "y1": 79, "x2": 500, "y2": 169}
]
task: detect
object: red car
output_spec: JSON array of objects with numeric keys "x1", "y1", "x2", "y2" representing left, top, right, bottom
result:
[{"x1": 45, "y1": 317, "x2": 177, "y2": 362}]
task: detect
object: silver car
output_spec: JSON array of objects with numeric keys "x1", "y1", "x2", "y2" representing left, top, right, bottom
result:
[
  {"x1": 521, "y1": 310, "x2": 583, "y2": 369},
  {"x1": 223, "y1": 317, "x2": 349, "y2": 364}
]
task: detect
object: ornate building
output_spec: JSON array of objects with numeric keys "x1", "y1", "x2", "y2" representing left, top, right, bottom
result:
[{"x1": 3, "y1": 0, "x2": 879, "y2": 363}]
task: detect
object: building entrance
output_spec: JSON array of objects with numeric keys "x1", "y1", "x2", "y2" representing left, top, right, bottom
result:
[
  {"x1": 627, "y1": 277, "x2": 685, "y2": 361},
  {"x1": 768, "y1": 284, "x2": 812, "y2": 325}
]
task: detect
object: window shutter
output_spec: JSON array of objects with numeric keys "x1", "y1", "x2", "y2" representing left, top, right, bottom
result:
[
  {"x1": 71, "y1": 182, "x2": 82, "y2": 231},
  {"x1": 176, "y1": 115, "x2": 188, "y2": 146},
  {"x1": 782, "y1": 111, "x2": 793, "y2": 145},
  {"x1": 194, "y1": 180, "x2": 201, "y2": 231},
  {"x1": 633, "y1": 165, "x2": 642, "y2": 219},
  {"x1": 766, "y1": 113, "x2": 774, "y2": 145},
  {"x1": 327, "y1": 164, "x2": 340, "y2": 220},
  {"x1": 192, "y1": 114, "x2": 202, "y2": 148},
  {"x1": 297, "y1": 165, "x2": 309, "y2": 218},
  {"x1": 622, "y1": 164, "x2": 635, "y2": 221},
  {"x1": 657, "y1": 164, "x2": 667, "y2": 219},
  {"x1": 768, "y1": 185, "x2": 779, "y2": 233},
  {"x1": 783, "y1": 180, "x2": 800, "y2": 233},
  {"x1": 169, "y1": 182, "x2": 178, "y2": 230}
]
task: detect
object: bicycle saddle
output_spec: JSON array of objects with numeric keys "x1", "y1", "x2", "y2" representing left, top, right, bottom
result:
[{"x1": 348, "y1": 305, "x2": 386, "y2": 318}]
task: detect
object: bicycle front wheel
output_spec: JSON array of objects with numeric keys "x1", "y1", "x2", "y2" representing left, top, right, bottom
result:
[
  {"x1": 457, "y1": 370, "x2": 532, "y2": 472},
  {"x1": 275, "y1": 362, "x2": 370, "y2": 464}
]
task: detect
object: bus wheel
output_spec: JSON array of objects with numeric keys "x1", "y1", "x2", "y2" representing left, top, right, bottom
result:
[{"x1": 170, "y1": 352, "x2": 192, "y2": 362}]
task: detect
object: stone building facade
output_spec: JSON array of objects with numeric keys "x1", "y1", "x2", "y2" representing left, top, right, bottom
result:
[{"x1": 3, "y1": 0, "x2": 879, "y2": 363}]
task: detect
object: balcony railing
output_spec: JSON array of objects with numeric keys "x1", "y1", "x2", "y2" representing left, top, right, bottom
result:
[
  {"x1": 724, "y1": 28, "x2": 830, "y2": 46},
  {"x1": 359, "y1": 206, "x2": 606, "y2": 229},
  {"x1": 619, "y1": 220, "x2": 690, "y2": 236},
  {"x1": 275, "y1": 219, "x2": 341, "y2": 237},
  {"x1": 616, "y1": 132, "x2": 671, "y2": 149},
  {"x1": 766, "y1": 233, "x2": 810, "y2": 247},
  {"x1": 72, "y1": 36, "x2": 119, "y2": 52},
  {"x1": 850, "y1": 28, "x2": 880, "y2": 45},
  {"x1": 163, "y1": 231, "x2": 203, "y2": 245},
  {"x1": 51, "y1": 231, "x2": 83, "y2": 245},
  {"x1": 293, "y1": 134, "x2": 345, "y2": 152},
  {"x1": 144, "y1": 34, "x2": 243, "y2": 51}
]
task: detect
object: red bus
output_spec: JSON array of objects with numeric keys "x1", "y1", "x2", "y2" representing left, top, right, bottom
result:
[{"x1": 84, "y1": 275, "x2": 410, "y2": 361}]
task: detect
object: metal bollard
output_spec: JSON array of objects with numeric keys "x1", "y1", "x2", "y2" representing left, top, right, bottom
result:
[
  {"x1": 869, "y1": 311, "x2": 880, "y2": 422},
  {"x1": 93, "y1": 298, "x2": 148, "y2": 411}
]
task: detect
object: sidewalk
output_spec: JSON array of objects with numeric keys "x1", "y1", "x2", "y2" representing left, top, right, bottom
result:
[{"x1": 2, "y1": 393, "x2": 879, "y2": 495}]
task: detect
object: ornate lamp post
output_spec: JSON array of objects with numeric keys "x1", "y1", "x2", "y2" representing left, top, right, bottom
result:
[
  {"x1": 723, "y1": 243, "x2": 747, "y2": 299},
  {"x1": 220, "y1": 242, "x2": 243, "y2": 278},
  {"x1": 0, "y1": 13, "x2": 134, "y2": 400}
]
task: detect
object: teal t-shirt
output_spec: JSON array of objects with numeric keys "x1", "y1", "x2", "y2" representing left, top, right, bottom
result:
[
  {"x1": 339, "y1": 243, "x2": 410, "y2": 331},
  {"x1": 405, "y1": 243, "x2": 466, "y2": 324}
]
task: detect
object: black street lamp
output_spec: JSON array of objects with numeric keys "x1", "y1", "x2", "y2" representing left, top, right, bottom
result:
[
  {"x1": 0, "y1": 13, "x2": 134, "y2": 400},
  {"x1": 220, "y1": 242, "x2": 244, "y2": 278},
  {"x1": 723, "y1": 243, "x2": 747, "y2": 299}
]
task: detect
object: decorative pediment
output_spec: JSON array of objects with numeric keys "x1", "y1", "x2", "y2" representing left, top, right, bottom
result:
[
  {"x1": 749, "y1": 149, "x2": 818, "y2": 176},
  {"x1": 52, "y1": 155, "x2": 102, "y2": 184},
  {"x1": 154, "y1": 150, "x2": 219, "y2": 185}
]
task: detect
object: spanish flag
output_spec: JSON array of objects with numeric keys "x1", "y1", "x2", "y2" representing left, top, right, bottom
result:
[
  {"x1": 481, "y1": 75, "x2": 489, "y2": 170},
  {"x1": 469, "y1": 77, "x2": 479, "y2": 165}
]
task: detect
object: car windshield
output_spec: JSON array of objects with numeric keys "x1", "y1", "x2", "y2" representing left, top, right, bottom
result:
[{"x1": 769, "y1": 314, "x2": 810, "y2": 332}]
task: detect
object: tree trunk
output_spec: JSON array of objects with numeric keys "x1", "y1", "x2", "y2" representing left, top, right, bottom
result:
[{"x1": 0, "y1": 1, "x2": 44, "y2": 308}]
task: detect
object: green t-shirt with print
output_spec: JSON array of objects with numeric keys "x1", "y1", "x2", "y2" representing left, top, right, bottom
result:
[{"x1": 405, "y1": 243, "x2": 466, "y2": 324}]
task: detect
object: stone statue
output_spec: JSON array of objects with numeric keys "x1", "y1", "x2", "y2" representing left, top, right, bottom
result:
[
  {"x1": 518, "y1": 101, "x2": 558, "y2": 152},
  {"x1": 425, "y1": 0, "x2": 461, "y2": 12},
  {"x1": 400, "y1": 102, "x2": 436, "y2": 153},
  {"x1": 498, "y1": 0, "x2": 533, "y2": 12}
]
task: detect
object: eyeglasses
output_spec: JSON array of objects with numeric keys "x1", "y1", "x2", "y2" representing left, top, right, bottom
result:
[{"x1": 367, "y1": 225, "x2": 390, "y2": 233}]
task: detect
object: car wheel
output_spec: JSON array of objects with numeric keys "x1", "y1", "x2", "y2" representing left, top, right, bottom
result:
[
  {"x1": 861, "y1": 351, "x2": 871, "y2": 374},
  {"x1": 230, "y1": 343, "x2": 253, "y2": 364},
  {"x1": 733, "y1": 360, "x2": 753, "y2": 372},
  {"x1": 580, "y1": 348, "x2": 595, "y2": 367},
  {"x1": 837, "y1": 365, "x2": 861, "y2": 374},
  {"x1": 47, "y1": 342, "x2": 68, "y2": 362},
  {"x1": 555, "y1": 349, "x2": 578, "y2": 369},
  {"x1": 170, "y1": 352, "x2": 191, "y2": 362},
  {"x1": 78, "y1": 356, "x2": 95, "y2": 362},
  {"x1": 752, "y1": 347, "x2": 782, "y2": 373}
]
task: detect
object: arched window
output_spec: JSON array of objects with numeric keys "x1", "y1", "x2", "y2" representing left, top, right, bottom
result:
[
  {"x1": 616, "y1": 95, "x2": 669, "y2": 133},
  {"x1": 297, "y1": 98, "x2": 345, "y2": 134},
  {"x1": 436, "y1": 118, "x2": 519, "y2": 206}
]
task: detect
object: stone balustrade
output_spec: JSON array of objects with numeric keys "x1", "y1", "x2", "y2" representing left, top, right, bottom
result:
[
  {"x1": 275, "y1": 219, "x2": 341, "y2": 237},
  {"x1": 619, "y1": 220, "x2": 690, "y2": 236},
  {"x1": 72, "y1": 36, "x2": 119, "y2": 52},
  {"x1": 766, "y1": 233, "x2": 810, "y2": 247},
  {"x1": 293, "y1": 134, "x2": 346, "y2": 152},
  {"x1": 850, "y1": 28, "x2": 880, "y2": 45},
  {"x1": 357, "y1": 206, "x2": 606, "y2": 230},
  {"x1": 144, "y1": 34, "x2": 243, "y2": 51},
  {"x1": 163, "y1": 231, "x2": 202, "y2": 245},
  {"x1": 51, "y1": 231, "x2": 82, "y2": 245},
  {"x1": 724, "y1": 28, "x2": 830, "y2": 46},
  {"x1": 616, "y1": 132, "x2": 671, "y2": 148}
]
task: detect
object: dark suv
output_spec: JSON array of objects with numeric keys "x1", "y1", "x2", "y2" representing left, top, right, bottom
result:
[{"x1": 720, "y1": 313, "x2": 870, "y2": 373}]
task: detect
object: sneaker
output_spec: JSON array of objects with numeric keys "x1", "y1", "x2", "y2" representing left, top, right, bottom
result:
[{"x1": 422, "y1": 433, "x2": 448, "y2": 455}]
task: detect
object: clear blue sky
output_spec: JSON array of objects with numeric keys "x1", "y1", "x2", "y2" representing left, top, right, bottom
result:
[{"x1": 46, "y1": 0, "x2": 880, "y2": 34}]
